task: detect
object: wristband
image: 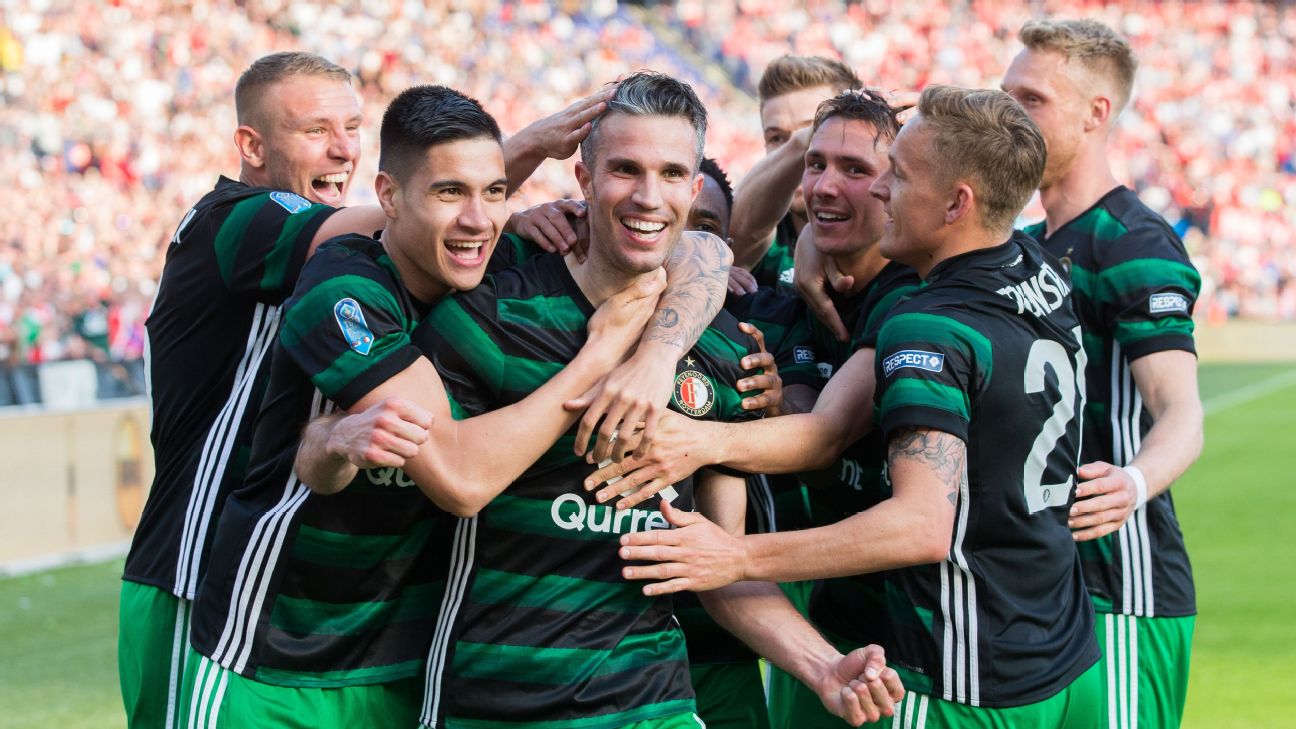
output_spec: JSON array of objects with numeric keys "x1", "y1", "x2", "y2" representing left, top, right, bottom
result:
[{"x1": 1125, "y1": 464, "x2": 1149, "y2": 510}]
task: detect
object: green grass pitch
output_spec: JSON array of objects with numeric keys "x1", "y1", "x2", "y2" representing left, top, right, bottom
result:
[{"x1": 1, "y1": 362, "x2": 1293, "y2": 727}]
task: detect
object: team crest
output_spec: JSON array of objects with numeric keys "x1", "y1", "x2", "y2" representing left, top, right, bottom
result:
[
  {"x1": 334, "y1": 298, "x2": 375, "y2": 355},
  {"x1": 673, "y1": 369, "x2": 714, "y2": 417},
  {"x1": 269, "y1": 190, "x2": 312, "y2": 214}
]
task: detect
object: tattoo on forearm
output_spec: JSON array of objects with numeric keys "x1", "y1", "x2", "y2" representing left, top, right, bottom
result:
[
  {"x1": 890, "y1": 428, "x2": 966, "y2": 503},
  {"x1": 656, "y1": 308, "x2": 680, "y2": 329},
  {"x1": 647, "y1": 233, "x2": 729, "y2": 351}
]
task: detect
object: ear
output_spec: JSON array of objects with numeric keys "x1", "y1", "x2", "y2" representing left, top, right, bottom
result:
[
  {"x1": 945, "y1": 183, "x2": 975, "y2": 226},
  {"x1": 234, "y1": 125, "x2": 265, "y2": 169},
  {"x1": 575, "y1": 160, "x2": 594, "y2": 202},
  {"x1": 1084, "y1": 95, "x2": 1113, "y2": 133},
  {"x1": 691, "y1": 170, "x2": 704, "y2": 201},
  {"x1": 375, "y1": 171, "x2": 399, "y2": 219}
]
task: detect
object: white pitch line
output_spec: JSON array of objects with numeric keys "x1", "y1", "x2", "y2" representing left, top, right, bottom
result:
[{"x1": 1202, "y1": 367, "x2": 1296, "y2": 416}]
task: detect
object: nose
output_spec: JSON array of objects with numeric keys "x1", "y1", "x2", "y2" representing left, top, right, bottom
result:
[
  {"x1": 869, "y1": 171, "x2": 891, "y2": 203},
  {"x1": 456, "y1": 193, "x2": 492, "y2": 233},
  {"x1": 630, "y1": 173, "x2": 663, "y2": 210},
  {"x1": 330, "y1": 127, "x2": 360, "y2": 164},
  {"x1": 812, "y1": 166, "x2": 841, "y2": 200}
]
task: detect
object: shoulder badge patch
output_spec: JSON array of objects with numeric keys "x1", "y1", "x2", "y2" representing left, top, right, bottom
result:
[
  {"x1": 1149, "y1": 292, "x2": 1189, "y2": 316},
  {"x1": 674, "y1": 369, "x2": 715, "y2": 417},
  {"x1": 334, "y1": 298, "x2": 375, "y2": 355},
  {"x1": 882, "y1": 349, "x2": 945, "y2": 378},
  {"x1": 269, "y1": 191, "x2": 312, "y2": 214}
]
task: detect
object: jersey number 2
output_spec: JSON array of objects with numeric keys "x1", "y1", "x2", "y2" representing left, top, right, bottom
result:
[{"x1": 1023, "y1": 327, "x2": 1087, "y2": 514}]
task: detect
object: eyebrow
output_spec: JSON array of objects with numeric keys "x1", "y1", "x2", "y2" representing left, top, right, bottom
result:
[
  {"x1": 692, "y1": 209, "x2": 721, "y2": 221},
  {"x1": 428, "y1": 177, "x2": 509, "y2": 189}
]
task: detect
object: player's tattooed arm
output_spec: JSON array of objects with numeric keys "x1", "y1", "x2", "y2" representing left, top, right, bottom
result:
[
  {"x1": 888, "y1": 427, "x2": 965, "y2": 507},
  {"x1": 646, "y1": 230, "x2": 731, "y2": 351},
  {"x1": 568, "y1": 230, "x2": 731, "y2": 463}
]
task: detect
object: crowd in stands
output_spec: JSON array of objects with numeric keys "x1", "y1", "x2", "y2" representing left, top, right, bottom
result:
[{"x1": 0, "y1": 0, "x2": 1291, "y2": 375}]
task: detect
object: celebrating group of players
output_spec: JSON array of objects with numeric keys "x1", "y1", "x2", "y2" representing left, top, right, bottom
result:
[{"x1": 117, "y1": 14, "x2": 1203, "y2": 729}]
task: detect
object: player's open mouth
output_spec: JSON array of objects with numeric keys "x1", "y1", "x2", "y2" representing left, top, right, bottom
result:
[
  {"x1": 312, "y1": 173, "x2": 348, "y2": 201},
  {"x1": 620, "y1": 217, "x2": 667, "y2": 242},
  {"x1": 445, "y1": 240, "x2": 486, "y2": 264},
  {"x1": 814, "y1": 211, "x2": 850, "y2": 225}
]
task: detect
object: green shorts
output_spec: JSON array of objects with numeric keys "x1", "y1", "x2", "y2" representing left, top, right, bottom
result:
[
  {"x1": 690, "y1": 662, "x2": 769, "y2": 729},
  {"x1": 182, "y1": 647, "x2": 420, "y2": 728},
  {"x1": 1095, "y1": 612, "x2": 1194, "y2": 729},
  {"x1": 118, "y1": 580, "x2": 192, "y2": 729},
  {"x1": 885, "y1": 658, "x2": 1102, "y2": 729},
  {"x1": 620, "y1": 712, "x2": 708, "y2": 729}
]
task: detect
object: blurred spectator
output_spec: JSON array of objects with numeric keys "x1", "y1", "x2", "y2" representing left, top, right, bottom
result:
[{"x1": 0, "y1": 0, "x2": 1291, "y2": 376}]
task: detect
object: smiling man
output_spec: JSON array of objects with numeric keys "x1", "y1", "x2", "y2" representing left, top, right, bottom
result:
[
  {"x1": 1003, "y1": 20, "x2": 1204, "y2": 728},
  {"x1": 729, "y1": 55, "x2": 861, "y2": 289},
  {"x1": 615, "y1": 86, "x2": 1102, "y2": 728},
  {"x1": 183, "y1": 85, "x2": 665, "y2": 727},
  {"x1": 412, "y1": 72, "x2": 902, "y2": 729},
  {"x1": 118, "y1": 52, "x2": 389, "y2": 729}
]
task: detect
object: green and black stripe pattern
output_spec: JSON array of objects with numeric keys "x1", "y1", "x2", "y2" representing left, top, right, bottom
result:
[
  {"x1": 1024, "y1": 186, "x2": 1200, "y2": 619},
  {"x1": 128, "y1": 177, "x2": 340, "y2": 601},
  {"x1": 872, "y1": 233, "x2": 1098, "y2": 708},
  {"x1": 748, "y1": 214, "x2": 800, "y2": 291},
  {"x1": 415, "y1": 252, "x2": 760, "y2": 729},
  {"x1": 795, "y1": 262, "x2": 921, "y2": 649},
  {"x1": 190, "y1": 233, "x2": 451, "y2": 688}
]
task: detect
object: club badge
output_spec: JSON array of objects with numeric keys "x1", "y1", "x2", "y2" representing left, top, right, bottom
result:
[
  {"x1": 334, "y1": 298, "x2": 374, "y2": 355},
  {"x1": 673, "y1": 369, "x2": 714, "y2": 417}
]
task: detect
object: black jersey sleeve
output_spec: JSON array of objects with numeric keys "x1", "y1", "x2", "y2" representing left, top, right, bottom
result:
[
  {"x1": 413, "y1": 279, "x2": 507, "y2": 420},
  {"x1": 278, "y1": 238, "x2": 421, "y2": 410},
  {"x1": 1094, "y1": 224, "x2": 1201, "y2": 361},
  {"x1": 211, "y1": 191, "x2": 339, "y2": 301},
  {"x1": 873, "y1": 308, "x2": 991, "y2": 443}
]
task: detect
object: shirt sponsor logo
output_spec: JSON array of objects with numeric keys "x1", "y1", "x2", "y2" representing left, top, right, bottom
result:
[
  {"x1": 996, "y1": 262, "x2": 1071, "y2": 318},
  {"x1": 364, "y1": 466, "x2": 416, "y2": 488},
  {"x1": 793, "y1": 346, "x2": 815, "y2": 364},
  {"x1": 674, "y1": 369, "x2": 714, "y2": 417},
  {"x1": 334, "y1": 298, "x2": 375, "y2": 355},
  {"x1": 269, "y1": 190, "x2": 312, "y2": 214},
  {"x1": 550, "y1": 493, "x2": 669, "y2": 534},
  {"x1": 882, "y1": 349, "x2": 945, "y2": 377},
  {"x1": 1149, "y1": 292, "x2": 1189, "y2": 315}
]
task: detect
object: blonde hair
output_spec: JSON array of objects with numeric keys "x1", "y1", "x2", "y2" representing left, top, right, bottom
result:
[
  {"x1": 235, "y1": 52, "x2": 351, "y2": 127},
  {"x1": 1019, "y1": 18, "x2": 1137, "y2": 113},
  {"x1": 758, "y1": 55, "x2": 860, "y2": 103},
  {"x1": 915, "y1": 85, "x2": 1046, "y2": 233}
]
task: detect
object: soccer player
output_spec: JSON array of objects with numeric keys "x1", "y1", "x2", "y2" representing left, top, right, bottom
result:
[
  {"x1": 615, "y1": 86, "x2": 1104, "y2": 727},
  {"x1": 118, "y1": 50, "x2": 698, "y2": 728},
  {"x1": 729, "y1": 55, "x2": 861, "y2": 289},
  {"x1": 183, "y1": 85, "x2": 668, "y2": 727},
  {"x1": 414, "y1": 72, "x2": 902, "y2": 729},
  {"x1": 1003, "y1": 19, "x2": 1204, "y2": 728},
  {"x1": 118, "y1": 52, "x2": 381, "y2": 729}
]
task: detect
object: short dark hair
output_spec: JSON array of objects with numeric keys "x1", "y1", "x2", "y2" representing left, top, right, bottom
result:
[
  {"x1": 580, "y1": 71, "x2": 708, "y2": 169},
  {"x1": 379, "y1": 85, "x2": 503, "y2": 183},
  {"x1": 698, "y1": 157, "x2": 733, "y2": 211},
  {"x1": 758, "y1": 55, "x2": 860, "y2": 103},
  {"x1": 916, "y1": 85, "x2": 1046, "y2": 233},
  {"x1": 235, "y1": 52, "x2": 351, "y2": 127},
  {"x1": 810, "y1": 89, "x2": 902, "y2": 146}
]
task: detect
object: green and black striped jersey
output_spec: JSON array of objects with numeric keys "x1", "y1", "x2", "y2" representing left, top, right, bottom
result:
[
  {"x1": 190, "y1": 233, "x2": 452, "y2": 687},
  {"x1": 872, "y1": 233, "x2": 1099, "y2": 708},
  {"x1": 127, "y1": 177, "x2": 340, "y2": 600},
  {"x1": 414, "y1": 252, "x2": 760, "y2": 729},
  {"x1": 749, "y1": 214, "x2": 799, "y2": 291},
  {"x1": 797, "y1": 262, "x2": 921, "y2": 649},
  {"x1": 1024, "y1": 186, "x2": 1200, "y2": 618}
]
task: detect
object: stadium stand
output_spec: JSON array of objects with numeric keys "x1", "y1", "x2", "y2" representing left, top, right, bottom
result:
[{"x1": 0, "y1": 0, "x2": 1291, "y2": 384}]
